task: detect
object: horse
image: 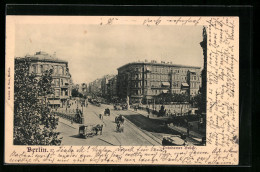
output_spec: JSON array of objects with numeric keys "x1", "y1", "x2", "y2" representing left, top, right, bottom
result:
[
  {"x1": 94, "y1": 124, "x2": 103, "y2": 135},
  {"x1": 116, "y1": 122, "x2": 124, "y2": 132}
]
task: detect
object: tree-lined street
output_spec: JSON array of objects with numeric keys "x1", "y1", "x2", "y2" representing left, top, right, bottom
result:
[{"x1": 56, "y1": 102, "x2": 201, "y2": 146}]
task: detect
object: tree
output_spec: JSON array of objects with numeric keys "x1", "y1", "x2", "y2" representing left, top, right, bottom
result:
[
  {"x1": 71, "y1": 88, "x2": 84, "y2": 98},
  {"x1": 200, "y1": 26, "x2": 207, "y2": 114},
  {"x1": 71, "y1": 88, "x2": 79, "y2": 97},
  {"x1": 154, "y1": 93, "x2": 189, "y2": 103},
  {"x1": 14, "y1": 58, "x2": 62, "y2": 145},
  {"x1": 190, "y1": 93, "x2": 202, "y2": 107}
]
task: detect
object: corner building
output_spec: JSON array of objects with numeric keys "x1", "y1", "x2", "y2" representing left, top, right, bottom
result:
[
  {"x1": 15, "y1": 51, "x2": 72, "y2": 108},
  {"x1": 117, "y1": 61, "x2": 201, "y2": 104}
]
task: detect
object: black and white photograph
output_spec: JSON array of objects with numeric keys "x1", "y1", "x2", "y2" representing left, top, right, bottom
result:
[
  {"x1": 13, "y1": 21, "x2": 207, "y2": 146},
  {"x1": 5, "y1": 15, "x2": 239, "y2": 165}
]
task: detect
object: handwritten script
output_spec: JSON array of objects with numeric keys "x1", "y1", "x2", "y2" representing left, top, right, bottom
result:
[
  {"x1": 8, "y1": 145, "x2": 238, "y2": 165},
  {"x1": 5, "y1": 16, "x2": 239, "y2": 165}
]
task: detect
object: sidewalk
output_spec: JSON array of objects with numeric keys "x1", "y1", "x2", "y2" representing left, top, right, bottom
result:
[
  {"x1": 130, "y1": 108, "x2": 205, "y2": 142},
  {"x1": 129, "y1": 109, "x2": 169, "y2": 121},
  {"x1": 58, "y1": 117, "x2": 81, "y2": 129}
]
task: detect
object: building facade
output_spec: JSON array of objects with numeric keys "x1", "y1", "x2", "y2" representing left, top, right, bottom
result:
[
  {"x1": 107, "y1": 75, "x2": 118, "y2": 101},
  {"x1": 101, "y1": 74, "x2": 115, "y2": 97},
  {"x1": 15, "y1": 51, "x2": 72, "y2": 108},
  {"x1": 117, "y1": 61, "x2": 201, "y2": 104},
  {"x1": 88, "y1": 78, "x2": 102, "y2": 97}
]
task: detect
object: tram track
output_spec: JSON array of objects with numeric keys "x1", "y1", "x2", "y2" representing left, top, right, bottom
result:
[
  {"x1": 86, "y1": 104, "x2": 162, "y2": 146},
  {"x1": 110, "y1": 110, "x2": 161, "y2": 146}
]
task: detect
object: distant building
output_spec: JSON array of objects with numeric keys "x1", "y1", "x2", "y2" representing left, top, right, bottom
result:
[
  {"x1": 15, "y1": 51, "x2": 72, "y2": 108},
  {"x1": 117, "y1": 61, "x2": 201, "y2": 104},
  {"x1": 88, "y1": 78, "x2": 102, "y2": 97},
  {"x1": 107, "y1": 75, "x2": 118, "y2": 101},
  {"x1": 101, "y1": 75, "x2": 115, "y2": 97},
  {"x1": 81, "y1": 83, "x2": 87, "y2": 93}
]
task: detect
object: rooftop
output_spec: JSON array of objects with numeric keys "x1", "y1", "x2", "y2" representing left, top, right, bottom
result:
[
  {"x1": 15, "y1": 51, "x2": 68, "y2": 63},
  {"x1": 117, "y1": 60, "x2": 201, "y2": 71}
]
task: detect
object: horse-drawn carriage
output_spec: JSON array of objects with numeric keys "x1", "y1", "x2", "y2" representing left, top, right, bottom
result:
[
  {"x1": 114, "y1": 104, "x2": 121, "y2": 110},
  {"x1": 158, "y1": 105, "x2": 166, "y2": 117},
  {"x1": 74, "y1": 109, "x2": 84, "y2": 124},
  {"x1": 104, "y1": 108, "x2": 110, "y2": 116},
  {"x1": 115, "y1": 115, "x2": 124, "y2": 132},
  {"x1": 121, "y1": 104, "x2": 128, "y2": 110},
  {"x1": 78, "y1": 124, "x2": 103, "y2": 138}
]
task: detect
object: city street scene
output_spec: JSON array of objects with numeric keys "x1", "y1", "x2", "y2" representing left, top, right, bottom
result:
[{"x1": 13, "y1": 23, "x2": 207, "y2": 146}]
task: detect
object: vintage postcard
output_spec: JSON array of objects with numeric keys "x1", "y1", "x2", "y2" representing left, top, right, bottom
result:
[{"x1": 5, "y1": 16, "x2": 239, "y2": 165}]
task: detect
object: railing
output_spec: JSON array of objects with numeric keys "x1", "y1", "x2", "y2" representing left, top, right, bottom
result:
[{"x1": 52, "y1": 111, "x2": 84, "y2": 124}]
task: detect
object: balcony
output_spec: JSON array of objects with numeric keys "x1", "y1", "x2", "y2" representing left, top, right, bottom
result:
[{"x1": 60, "y1": 95, "x2": 69, "y2": 99}]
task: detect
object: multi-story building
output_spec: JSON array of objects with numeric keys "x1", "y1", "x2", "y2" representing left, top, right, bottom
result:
[
  {"x1": 101, "y1": 74, "x2": 115, "y2": 97},
  {"x1": 15, "y1": 51, "x2": 72, "y2": 108},
  {"x1": 117, "y1": 60, "x2": 201, "y2": 104},
  {"x1": 88, "y1": 78, "x2": 102, "y2": 97},
  {"x1": 107, "y1": 75, "x2": 118, "y2": 101}
]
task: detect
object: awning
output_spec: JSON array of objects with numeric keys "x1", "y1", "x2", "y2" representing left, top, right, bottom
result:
[
  {"x1": 146, "y1": 67, "x2": 151, "y2": 71},
  {"x1": 181, "y1": 83, "x2": 189, "y2": 87},
  {"x1": 48, "y1": 100, "x2": 61, "y2": 105},
  {"x1": 161, "y1": 82, "x2": 170, "y2": 87}
]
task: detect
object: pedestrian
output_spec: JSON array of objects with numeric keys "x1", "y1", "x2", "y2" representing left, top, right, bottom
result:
[
  {"x1": 100, "y1": 125, "x2": 103, "y2": 135},
  {"x1": 187, "y1": 127, "x2": 190, "y2": 137},
  {"x1": 183, "y1": 139, "x2": 187, "y2": 146},
  {"x1": 146, "y1": 106, "x2": 150, "y2": 114}
]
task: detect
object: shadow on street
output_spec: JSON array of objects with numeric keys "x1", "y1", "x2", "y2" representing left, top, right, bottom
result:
[{"x1": 123, "y1": 114, "x2": 181, "y2": 135}]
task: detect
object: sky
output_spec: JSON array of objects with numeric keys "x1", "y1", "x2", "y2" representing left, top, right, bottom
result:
[{"x1": 15, "y1": 24, "x2": 204, "y2": 84}]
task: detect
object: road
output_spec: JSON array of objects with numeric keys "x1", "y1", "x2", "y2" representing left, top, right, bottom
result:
[{"x1": 56, "y1": 103, "x2": 194, "y2": 146}]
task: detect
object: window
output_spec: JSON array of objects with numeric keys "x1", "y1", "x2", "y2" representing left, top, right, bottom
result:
[
  {"x1": 54, "y1": 66, "x2": 58, "y2": 74},
  {"x1": 65, "y1": 89, "x2": 68, "y2": 96},
  {"x1": 44, "y1": 64, "x2": 49, "y2": 71},
  {"x1": 55, "y1": 89, "x2": 60, "y2": 97},
  {"x1": 55, "y1": 79, "x2": 60, "y2": 86},
  {"x1": 32, "y1": 65, "x2": 37, "y2": 73},
  {"x1": 61, "y1": 79, "x2": 63, "y2": 86},
  {"x1": 40, "y1": 65, "x2": 43, "y2": 73}
]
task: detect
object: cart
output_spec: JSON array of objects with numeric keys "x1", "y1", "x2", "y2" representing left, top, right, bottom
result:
[
  {"x1": 104, "y1": 108, "x2": 110, "y2": 116},
  {"x1": 114, "y1": 104, "x2": 121, "y2": 110},
  {"x1": 78, "y1": 125, "x2": 96, "y2": 138},
  {"x1": 115, "y1": 115, "x2": 124, "y2": 124},
  {"x1": 116, "y1": 122, "x2": 124, "y2": 132}
]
